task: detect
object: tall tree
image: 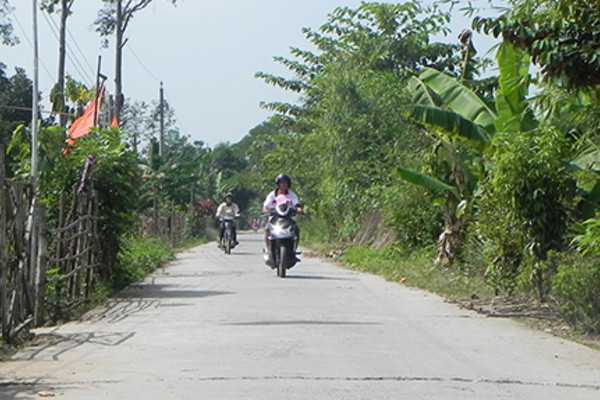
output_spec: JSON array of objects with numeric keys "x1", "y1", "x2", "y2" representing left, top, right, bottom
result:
[
  {"x1": 473, "y1": 0, "x2": 600, "y2": 89},
  {"x1": 0, "y1": 0, "x2": 18, "y2": 46},
  {"x1": 41, "y1": 0, "x2": 75, "y2": 127},
  {"x1": 95, "y1": 0, "x2": 176, "y2": 125},
  {"x1": 256, "y1": 1, "x2": 466, "y2": 240}
]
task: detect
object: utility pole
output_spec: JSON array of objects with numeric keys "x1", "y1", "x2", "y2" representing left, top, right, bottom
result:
[
  {"x1": 31, "y1": 0, "x2": 42, "y2": 326},
  {"x1": 31, "y1": 0, "x2": 39, "y2": 183},
  {"x1": 159, "y1": 81, "x2": 165, "y2": 158}
]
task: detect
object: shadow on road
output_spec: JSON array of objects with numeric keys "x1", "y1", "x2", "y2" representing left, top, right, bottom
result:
[
  {"x1": 114, "y1": 286, "x2": 234, "y2": 299},
  {"x1": 220, "y1": 251, "x2": 255, "y2": 256},
  {"x1": 0, "y1": 378, "x2": 55, "y2": 400},
  {"x1": 277, "y1": 274, "x2": 356, "y2": 281},
  {"x1": 225, "y1": 320, "x2": 380, "y2": 326},
  {"x1": 9, "y1": 331, "x2": 136, "y2": 362}
]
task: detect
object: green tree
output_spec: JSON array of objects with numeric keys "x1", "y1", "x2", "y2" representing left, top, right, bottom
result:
[
  {"x1": 473, "y1": 0, "x2": 600, "y2": 89},
  {"x1": 256, "y1": 1, "x2": 463, "y2": 242},
  {"x1": 0, "y1": 0, "x2": 18, "y2": 46},
  {"x1": 0, "y1": 64, "x2": 33, "y2": 146}
]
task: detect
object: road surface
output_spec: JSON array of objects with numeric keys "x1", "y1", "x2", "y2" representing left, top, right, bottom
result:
[{"x1": 1, "y1": 231, "x2": 599, "y2": 399}]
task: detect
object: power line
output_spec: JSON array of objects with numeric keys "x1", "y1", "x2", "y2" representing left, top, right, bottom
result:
[
  {"x1": 65, "y1": 23, "x2": 96, "y2": 75},
  {"x1": 127, "y1": 45, "x2": 162, "y2": 83},
  {"x1": 8, "y1": 6, "x2": 55, "y2": 94},
  {"x1": 162, "y1": 85, "x2": 192, "y2": 139},
  {"x1": 126, "y1": 46, "x2": 194, "y2": 138},
  {"x1": 40, "y1": 9, "x2": 94, "y2": 86}
]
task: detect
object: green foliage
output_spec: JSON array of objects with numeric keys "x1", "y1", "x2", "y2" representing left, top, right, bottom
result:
[
  {"x1": 0, "y1": 64, "x2": 33, "y2": 145},
  {"x1": 469, "y1": 188, "x2": 526, "y2": 295},
  {"x1": 397, "y1": 167, "x2": 458, "y2": 196},
  {"x1": 552, "y1": 251, "x2": 600, "y2": 334},
  {"x1": 342, "y1": 244, "x2": 493, "y2": 298},
  {"x1": 140, "y1": 129, "x2": 209, "y2": 210},
  {"x1": 385, "y1": 183, "x2": 442, "y2": 251},
  {"x1": 482, "y1": 128, "x2": 572, "y2": 298},
  {"x1": 253, "y1": 2, "x2": 469, "y2": 243},
  {"x1": 473, "y1": 0, "x2": 600, "y2": 89},
  {"x1": 410, "y1": 67, "x2": 497, "y2": 139},
  {"x1": 113, "y1": 236, "x2": 174, "y2": 289},
  {"x1": 572, "y1": 217, "x2": 600, "y2": 255},
  {"x1": 494, "y1": 44, "x2": 537, "y2": 134},
  {"x1": 0, "y1": 0, "x2": 18, "y2": 46},
  {"x1": 9, "y1": 125, "x2": 143, "y2": 272}
]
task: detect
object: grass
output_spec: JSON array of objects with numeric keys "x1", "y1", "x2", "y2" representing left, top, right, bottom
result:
[{"x1": 340, "y1": 244, "x2": 496, "y2": 300}]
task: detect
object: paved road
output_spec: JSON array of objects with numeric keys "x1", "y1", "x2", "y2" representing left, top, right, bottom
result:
[{"x1": 1, "y1": 231, "x2": 599, "y2": 399}]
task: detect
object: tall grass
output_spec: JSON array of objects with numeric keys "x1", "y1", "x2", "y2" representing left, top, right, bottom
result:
[{"x1": 341, "y1": 245, "x2": 495, "y2": 300}]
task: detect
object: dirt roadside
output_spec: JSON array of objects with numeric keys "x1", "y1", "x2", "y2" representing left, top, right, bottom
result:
[{"x1": 447, "y1": 296, "x2": 600, "y2": 351}]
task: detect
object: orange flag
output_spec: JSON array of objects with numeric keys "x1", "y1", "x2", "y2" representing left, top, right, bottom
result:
[{"x1": 68, "y1": 85, "x2": 105, "y2": 139}]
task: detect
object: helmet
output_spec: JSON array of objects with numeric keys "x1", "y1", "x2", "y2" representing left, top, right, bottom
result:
[
  {"x1": 224, "y1": 193, "x2": 233, "y2": 200},
  {"x1": 275, "y1": 174, "x2": 292, "y2": 187}
]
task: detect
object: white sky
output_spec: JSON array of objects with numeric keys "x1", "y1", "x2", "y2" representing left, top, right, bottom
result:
[{"x1": 2, "y1": 0, "x2": 500, "y2": 148}]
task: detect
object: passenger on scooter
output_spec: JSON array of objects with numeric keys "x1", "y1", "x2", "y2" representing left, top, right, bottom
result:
[
  {"x1": 216, "y1": 193, "x2": 240, "y2": 247},
  {"x1": 262, "y1": 174, "x2": 302, "y2": 261}
]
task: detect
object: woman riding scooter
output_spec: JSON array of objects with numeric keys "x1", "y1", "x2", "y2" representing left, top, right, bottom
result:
[{"x1": 262, "y1": 174, "x2": 302, "y2": 266}]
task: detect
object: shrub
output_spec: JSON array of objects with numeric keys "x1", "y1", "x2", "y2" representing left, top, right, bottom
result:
[
  {"x1": 113, "y1": 237, "x2": 174, "y2": 289},
  {"x1": 552, "y1": 251, "x2": 600, "y2": 334}
]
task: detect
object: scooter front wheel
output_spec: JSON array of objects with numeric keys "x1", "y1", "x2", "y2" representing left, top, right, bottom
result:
[{"x1": 277, "y1": 245, "x2": 287, "y2": 278}]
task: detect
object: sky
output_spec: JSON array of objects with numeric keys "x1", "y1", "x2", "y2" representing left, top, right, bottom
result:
[{"x1": 2, "y1": 0, "x2": 500, "y2": 148}]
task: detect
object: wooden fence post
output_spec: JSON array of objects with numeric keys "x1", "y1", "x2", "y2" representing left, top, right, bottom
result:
[{"x1": 34, "y1": 203, "x2": 47, "y2": 326}]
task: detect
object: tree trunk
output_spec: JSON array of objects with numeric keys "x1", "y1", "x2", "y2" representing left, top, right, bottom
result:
[
  {"x1": 57, "y1": 0, "x2": 69, "y2": 127},
  {"x1": 114, "y1": 0, "x2": 123, "y2": 126},
  {"x1": 435, "y1": 194, "x2": 461, "y2": 266}
]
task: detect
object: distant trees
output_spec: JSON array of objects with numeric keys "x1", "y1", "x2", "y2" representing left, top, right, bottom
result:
[{"x1": 0, "y1": 63, "x2": 33, "y2": 145}]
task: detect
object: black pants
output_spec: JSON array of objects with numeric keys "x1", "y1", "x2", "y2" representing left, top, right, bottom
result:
[{"x1": 219, "y1": 222, "x2": 237, "y2": 242}]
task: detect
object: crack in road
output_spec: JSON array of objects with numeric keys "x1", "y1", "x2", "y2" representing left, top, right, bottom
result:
[{"x1": 2, "y1": 375, "x2": 599, "y2": 391}]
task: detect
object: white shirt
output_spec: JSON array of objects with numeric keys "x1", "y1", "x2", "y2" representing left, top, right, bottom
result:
[
  {"x1": 263, "y1": 190, "x2": 300, "y2": 211},
  {"x1": 215, "y1": 203, "x2": 240, "y2": 219}
]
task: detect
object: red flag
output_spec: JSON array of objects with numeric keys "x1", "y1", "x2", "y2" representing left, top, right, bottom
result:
[{"x1": 68, "y1": 85, "x2": 105, "y2": 139}]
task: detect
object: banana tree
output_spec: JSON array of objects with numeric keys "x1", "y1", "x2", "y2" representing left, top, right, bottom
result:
[{"x1": 400, "y1": 43, "x2": 534, "y2": 264}]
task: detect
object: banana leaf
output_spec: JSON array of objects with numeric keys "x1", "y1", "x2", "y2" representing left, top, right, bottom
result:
[
  {"x1": 571, "y1": 145, "x2": 600, "y2": 171},
  {"x1": 410, "y1": 105, "x2": 491, "y2": 144},
  {"x1": 397, "y1": 167, "x2": 459, "y2": 197},
  {"x1": 415, "y1": 67, "x2": 497, "y2": 135},
  {"x1": 495, "y1": 43, "x2": 537, "y2": 133}
]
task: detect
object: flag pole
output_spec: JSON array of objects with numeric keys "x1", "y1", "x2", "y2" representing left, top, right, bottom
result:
[{"x1": 94, "y1": 56, "x2": 106, "y2": 129}]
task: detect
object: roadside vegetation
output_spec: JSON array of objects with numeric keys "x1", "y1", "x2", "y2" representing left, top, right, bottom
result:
[{"x1": 2, "y1": 0, "x2": 600, "y2": 354}]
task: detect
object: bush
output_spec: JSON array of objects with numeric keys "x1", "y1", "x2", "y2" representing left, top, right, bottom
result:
[
  {"x1": 475, "y1": 129, "x2": 572, "y2": 299},
  {"x1": 552, "y1": 251, "x2": 600, "y2": 334},
  {"x1": 113, "y1": 237, "x2": 174, "y2": 289}
]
